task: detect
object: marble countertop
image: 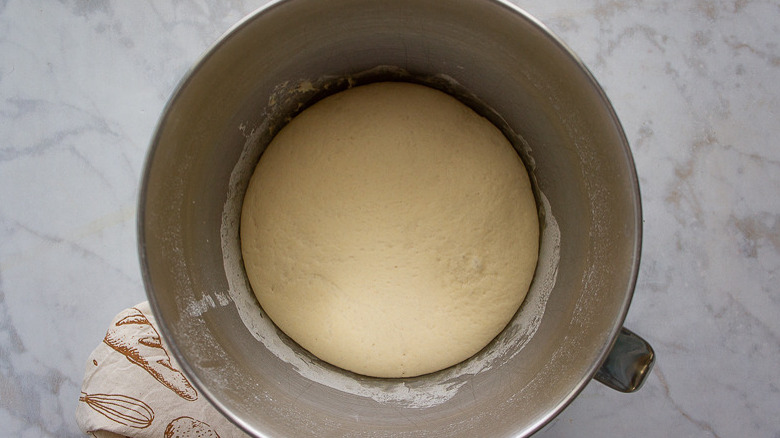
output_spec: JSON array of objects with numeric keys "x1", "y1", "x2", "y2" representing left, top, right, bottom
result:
[{"x1": 1, "y1": 1, "x2": 778, "y2": 436}]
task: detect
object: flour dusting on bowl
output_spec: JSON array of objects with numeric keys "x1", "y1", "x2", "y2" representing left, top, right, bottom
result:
[{"x1": 219, "y1": 74, "x2": 560, "y2": 408}]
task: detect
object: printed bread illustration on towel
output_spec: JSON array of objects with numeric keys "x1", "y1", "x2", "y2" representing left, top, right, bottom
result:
[
  {"x1": 79, "y1": 391, "x2": 154, "y2": 429},
  {"x1": 104, "y1": 307, "x2": 198, "y2": 401},
  {"x1": 164, "y1": 416, "x2": 221, "y2": 438}
]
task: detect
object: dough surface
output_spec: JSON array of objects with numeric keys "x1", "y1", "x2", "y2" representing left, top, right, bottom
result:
[{"x1": 240, "y1": 82, "x2": 538, "y2": 378}]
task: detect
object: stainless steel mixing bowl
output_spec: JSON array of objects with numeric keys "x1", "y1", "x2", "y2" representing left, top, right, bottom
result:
[{"x1": 139, "y1": 0, "x2": 654, "y2": 436}]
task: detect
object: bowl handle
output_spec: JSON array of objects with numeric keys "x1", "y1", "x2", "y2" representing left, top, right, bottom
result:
[{"x1": 594, "y1": 327, "x2": 655, "y2": 393}]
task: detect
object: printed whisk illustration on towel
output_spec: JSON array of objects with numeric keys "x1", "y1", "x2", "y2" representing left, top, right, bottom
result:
[
  {"x1": 103, "y1": 307, "x2": 199, "y2": 401},
  {"x1": 79, "y1": 391, "x2": 154, "y2": 429}
]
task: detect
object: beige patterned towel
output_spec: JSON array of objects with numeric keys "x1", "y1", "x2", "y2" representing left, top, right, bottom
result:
[{"x1": 76, "y1": 302, "x2": 248, "y2": 438}]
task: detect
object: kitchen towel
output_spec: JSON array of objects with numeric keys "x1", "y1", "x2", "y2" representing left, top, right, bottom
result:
[{"x1": 76, "y1": 302, "x2": 247, "y2": 438}]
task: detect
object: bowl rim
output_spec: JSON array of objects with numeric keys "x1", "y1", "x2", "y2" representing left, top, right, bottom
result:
[{"x1": 137, "y1": 0, "x2": 643, "y2": 436}]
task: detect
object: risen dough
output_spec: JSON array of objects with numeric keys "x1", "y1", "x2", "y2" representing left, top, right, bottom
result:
[{"x1": 240, "y1": 82, "x2": 538, "y2": 378}]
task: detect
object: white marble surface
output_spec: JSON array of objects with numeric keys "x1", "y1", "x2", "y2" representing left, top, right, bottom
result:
[{"x1": 1, "y1": 1, "x2": 778, "y2": 437}]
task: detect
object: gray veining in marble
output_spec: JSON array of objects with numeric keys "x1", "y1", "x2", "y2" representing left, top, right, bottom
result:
[{"x1": 1, "y1": 1, "x2": 778, "y2": 437}]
